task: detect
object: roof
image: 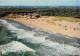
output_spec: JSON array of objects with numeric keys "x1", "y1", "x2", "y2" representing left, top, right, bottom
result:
[{"x1": 31, "y1": 13, "x2": 40, "y2": 16}]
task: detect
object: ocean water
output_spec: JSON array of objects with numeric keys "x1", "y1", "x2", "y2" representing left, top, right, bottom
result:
[{"x1": 0, "y1": 19, "x2": 80, "y2": 56}]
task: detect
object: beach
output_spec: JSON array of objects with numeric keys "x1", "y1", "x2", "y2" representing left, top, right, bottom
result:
[
  {"x1": 2, "y1": 16, "x2": 80, "y2": 38},
  {"x1": 1, "y1": 19, "x2": 80, "y2": 56}
]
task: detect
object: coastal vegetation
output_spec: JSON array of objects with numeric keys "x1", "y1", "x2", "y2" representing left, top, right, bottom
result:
[
  {"x1": 0, "y1": 7, "x2": 80, "y2": 18},
  {"x1": 42, "y1": 16, "x2": 80, "y2": 22},
  {"x1": 52, "y1": 17, "x2": 80, "y2": 22}
]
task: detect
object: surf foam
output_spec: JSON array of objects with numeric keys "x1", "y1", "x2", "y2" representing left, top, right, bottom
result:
[
  {"x1": 0, "y1": 41, "x2": 35, "y2": 54},
  {"x1": 42, "y1": 40, "x2": 80, "y2": 55}
]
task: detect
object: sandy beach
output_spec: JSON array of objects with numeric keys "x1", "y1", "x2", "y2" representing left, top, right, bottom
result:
[{"x1": 2, "y1": 16, "x2": 80, "y2": 38}]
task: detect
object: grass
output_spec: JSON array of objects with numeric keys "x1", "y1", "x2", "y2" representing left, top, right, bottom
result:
[
  {"x1": 53, "y1": 16, "x2": 80, "y2": 22},
  {"x1": 42, "y1": 16, "x2": 80, "y2": 22}
]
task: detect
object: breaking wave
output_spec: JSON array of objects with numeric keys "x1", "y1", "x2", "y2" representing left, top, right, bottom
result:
[{"x1": 0, "y1": 41, "x2": 35, "y2": 54}]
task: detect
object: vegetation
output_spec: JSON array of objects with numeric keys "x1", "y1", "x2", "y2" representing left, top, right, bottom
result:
[
  {"x1": 52, "y1": 16, "x2": 80, "y2": 22},
  {"x1": 0, "y1": 7, "x2": 80, "y2": 18}
]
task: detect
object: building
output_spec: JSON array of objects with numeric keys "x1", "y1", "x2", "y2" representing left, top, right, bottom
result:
[{"x1": 30, "y1": 13, "x2": 40, "y2": 19}]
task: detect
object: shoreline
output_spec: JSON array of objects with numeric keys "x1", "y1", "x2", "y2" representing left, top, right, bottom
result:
[{"x1": 1, "y1": 17, "x2": 80, "y2": 38}]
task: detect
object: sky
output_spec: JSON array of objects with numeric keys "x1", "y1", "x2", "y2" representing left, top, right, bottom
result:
[{"x1": 0, "y1": 0, "x2": 80, "y2": 6}]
